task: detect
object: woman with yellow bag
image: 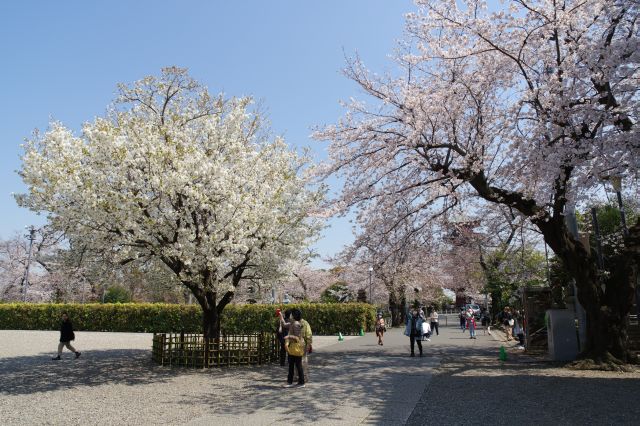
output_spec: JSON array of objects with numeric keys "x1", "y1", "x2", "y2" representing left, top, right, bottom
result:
[{"x1": 279, "y1": 308, "x2": 306, "y2": 388}]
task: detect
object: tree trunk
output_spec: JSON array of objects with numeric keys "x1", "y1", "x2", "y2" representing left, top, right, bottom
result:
[
  {"x1": 388, "y1": 287, "x2": 405, "y2": 327},
  {"x1": 201, "y1": 304, "x2": 221, "y2": 341},
  {"x1": 536, "y1": 217, "x2": 639, "y2": 364},
  {"x1": 188, "y1": 286, "x2": 235, "y2": 341}
]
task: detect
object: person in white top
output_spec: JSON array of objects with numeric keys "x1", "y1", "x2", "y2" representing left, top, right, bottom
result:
[{"x1": 429, "y1": 308, "x2": 439, "y2": 336}]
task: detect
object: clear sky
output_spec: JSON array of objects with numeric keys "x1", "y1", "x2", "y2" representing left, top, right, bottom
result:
[{"x1": 0, "y1": 1, "x2": 414, "y2": 267}]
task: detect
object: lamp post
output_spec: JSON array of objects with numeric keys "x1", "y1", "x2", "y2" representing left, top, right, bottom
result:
[
  {"x1": 368, "y1": 267, "x2": 373, "y2": 304},
  {"x1": 21, "y1": 226, "x2": 36, "y2": 302}
]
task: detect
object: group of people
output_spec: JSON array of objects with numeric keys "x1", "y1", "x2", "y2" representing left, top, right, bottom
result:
[
  {"x1": 276, "y1": 308, "x2": 312, "y2": 388},
  {"x1": 403, "y1": 306, "x2": 440, "y2": 357},
  {"x1": 51, "y1": 304, "x2": 525, "y2": 381},
  {"x1": 458, "y1": 307, "x2": 491, "y2": 339},
  {"x1": 455, "y1": 305, "x2": 526, "y2": 349},
  {"x1": 373, "y1": 306, "x2": 440, "y2": 357}
]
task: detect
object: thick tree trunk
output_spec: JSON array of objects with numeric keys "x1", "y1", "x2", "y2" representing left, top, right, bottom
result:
[
  {"x1": 536, "y1": 217, "x2": 639, "y2": 364},
  {"x1": 189, "y1": 285, "x2": 235, "y2": 341},
  {"x1": 201, "y1": 305, "x2": 221, "y2": 341},
  {"x1": 388, "y1": 287, "x2": 406, "y2": 327}
]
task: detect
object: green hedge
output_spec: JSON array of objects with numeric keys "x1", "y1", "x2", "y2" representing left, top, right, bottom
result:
[{"x1": 0, "y1": 303, "x2": 376, "y2": 336}]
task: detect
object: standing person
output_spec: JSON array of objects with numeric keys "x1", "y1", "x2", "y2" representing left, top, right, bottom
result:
[
  {"x1": 466, "y1": 308, "x2": 477, "y2": 339},
  {"x1": 300, "y1": 313, "x2": 313, "y2": 383},
  {"x1": 52, "y1": 312, "x2": 81, "y2": 360},
  {"x1": 480, "y1": 309, "x2": 491, "y2": 335},
  {"x1": 419, "y1": 309, "x2": 431, "y2": 342},
  {"x1": 429, "y1": 307, "x2": 439, "y2": 336},
  {"x1": 513, "y1": 311, "x2": 525, "y2": 349},
  {"x1": 404, "y1": 308, "x2": 423, "y2": 357},
  {"x1": 276, "y1": 309, "x2": 291, "y2": 367},
  {"x1": 459, "y1": 309, "x2": 466, "y2": 332},
  {"x1": 375, "y1": 313, "x2": 386, "y2": 346},
  {"x1": 279, "y1": 308, "x2": 305, "y2": 388},
  {"x1": 502, "y1": 307, "x2": 514, "y2": 341}
]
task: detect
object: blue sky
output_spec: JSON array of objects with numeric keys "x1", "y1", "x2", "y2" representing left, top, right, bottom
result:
[{"x1": 0, "y1": 1, "x2": 413, "y2": 267}]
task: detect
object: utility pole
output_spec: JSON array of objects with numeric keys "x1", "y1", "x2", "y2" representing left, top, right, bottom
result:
[
  {"x1": 368, "y1": 267, "x2": 373, "y2": 304},
  {"x1": 21, "y1": 226, "x2": 36, "y2": 302}
]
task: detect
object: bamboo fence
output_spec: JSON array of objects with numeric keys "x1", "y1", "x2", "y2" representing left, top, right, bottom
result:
[{"x1": 152, "y1": 332, "x2": 278, "y2": 368}]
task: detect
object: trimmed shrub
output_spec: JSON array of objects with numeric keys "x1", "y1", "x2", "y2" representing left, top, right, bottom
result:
[{"x1": 0, "y1": 302, "x2": 376, "y2": 335}]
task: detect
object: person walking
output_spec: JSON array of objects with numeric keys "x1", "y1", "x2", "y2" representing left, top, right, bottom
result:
[
  {"x1": 279, "y1": 308, "x2": 305, "y2": 388},
  {"x1": 459, "y1": 309, "x2": 466, "y2": 332},
  {"x1": 52, "y1": 312, "x2": 81, "y2": 360},
  {"x1": 429, "y1": 307, "x2": 439, "y2": 336},
  {"x1": 513, "y1": 311, "x2": 525, "y2": 349},
  {"x1": 404, "y1": 307, "x2": 424, "y2": 357},
  {"x1": 501, "y1": 307, "x2": 514, "y2": 341},
  {"x1": 375, "y1": 313, "x2": 386, "y2": 346},
  {"x1": 480, "y1": 309, "x2": 491, "y2": 335},
  {"x1": 419, "y1": 309, "x2": 431, "y2": 342},
  {"x1": 465, "y1": 308, "x2": 477, "y2": 339}
]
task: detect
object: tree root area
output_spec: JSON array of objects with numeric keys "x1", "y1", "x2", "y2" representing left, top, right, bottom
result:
[{"x1": 568, "y1": 351, "x2": 639, "y2": 372}]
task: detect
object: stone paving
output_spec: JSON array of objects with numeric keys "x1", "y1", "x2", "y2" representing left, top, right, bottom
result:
[{"x1": 1, "y1": 325, "x2": 639, "y2": 425}]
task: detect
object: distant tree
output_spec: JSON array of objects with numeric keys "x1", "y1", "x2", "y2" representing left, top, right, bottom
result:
[{"x1": 357, "y1": 288, "x2": 368, "y2": 303}]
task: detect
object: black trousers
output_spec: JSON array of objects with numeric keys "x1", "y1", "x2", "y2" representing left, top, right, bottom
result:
[
  {"x1": 279, "y1": 341, "x2": 287, "y2": 366},
  {"x1": 277, "y1": 332, "x2": 286, "y2": 366},
  {"x1": 430, "y1": 321, "x2": 439, "y2": 335},
  {"x1": 410, "y1": 335, "x2": 423, "y2": 355},
  {"x1": 288, "y1": 355, "x2": 305, "y2": 384}
]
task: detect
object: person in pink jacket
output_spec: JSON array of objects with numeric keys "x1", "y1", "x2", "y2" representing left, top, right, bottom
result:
[{"x1": 465, "y1": 308, "x2": 477, "y2": 339}]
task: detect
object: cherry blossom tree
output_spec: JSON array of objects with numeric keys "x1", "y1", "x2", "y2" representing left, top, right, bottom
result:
[
  {"x1": 317, "y1": 1, "x2": 639, "y2": 363},
  {"x1": 17, "y1": 68, "x2": 323, "y2": 339},
  {"x1": 284, "y1": 264, "x2": 334, "y2": 302},
  {"x1": 0, "y1": 228, "x2": 67, "y2": 301},
  {"x1": 0, "y1": 234, "x2": 36, "y2": 301},
  {"x1": 337, "y1": 199, "x2": 447, "y2": 324}
]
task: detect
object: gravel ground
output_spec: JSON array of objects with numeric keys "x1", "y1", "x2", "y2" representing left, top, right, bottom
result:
[
  {"x1": 406, "y1": 327, "x2": 640, "y2": 426},
  {"x1": 0, "y1": 330, "x2": 360, "y2": 425},
  {"x1": 3, "y1": 328, "x2": 639, "y2": 425}
]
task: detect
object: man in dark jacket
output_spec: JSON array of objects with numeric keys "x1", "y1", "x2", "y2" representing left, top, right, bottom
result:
[{"x1": 52, "y1": 312, "x2": 81, "y2": 360}]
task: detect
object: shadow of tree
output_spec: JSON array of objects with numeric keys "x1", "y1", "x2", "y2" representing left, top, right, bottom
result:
[
  {"x1": 172, "y1": 345, "x2": 439, "y2": 424},
  {"x1": 0, "y1": 349, "x2": 189, "y2": 395},
  {"x1": 5, "y1": 328, "x2": 632, "y2": 425}
]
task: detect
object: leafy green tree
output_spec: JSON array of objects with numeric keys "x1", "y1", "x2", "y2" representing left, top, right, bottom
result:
[
  {"x1": 320, "y1": 282, "x2": 353, "y2": 303},
  {"x1": 103, "y1": 285, "x2": 131, "y2": 303},
  {"x1": 482, "y1": 248, "x2": 547, "y2": 313}
]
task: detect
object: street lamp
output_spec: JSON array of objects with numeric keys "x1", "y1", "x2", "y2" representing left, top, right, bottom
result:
[
  {"x1": 368, "y1": 267, "x2": 373, "y2": 304},
  {"x1": 21, "y1": 226, "x2": 36, "y2": 302}
]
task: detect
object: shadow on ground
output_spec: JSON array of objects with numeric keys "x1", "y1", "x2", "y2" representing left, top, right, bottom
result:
[
  {"x1": 180, "y1": 347, "x2": 438, "y2": 425},
  {"x1": 406, "y1": 335, "x2": 640, "y2": 425},
  {"x1": 0, "y1": 349, "x2": 187, "y2": 395}
]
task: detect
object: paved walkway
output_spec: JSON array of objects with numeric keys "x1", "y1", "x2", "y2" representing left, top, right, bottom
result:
[
  {"x1": 1, "y1": 326, "x2": 639, "y2": 425},
  {"x1": 192, "y1": 327, "x2": 439, "y2": 425}
]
